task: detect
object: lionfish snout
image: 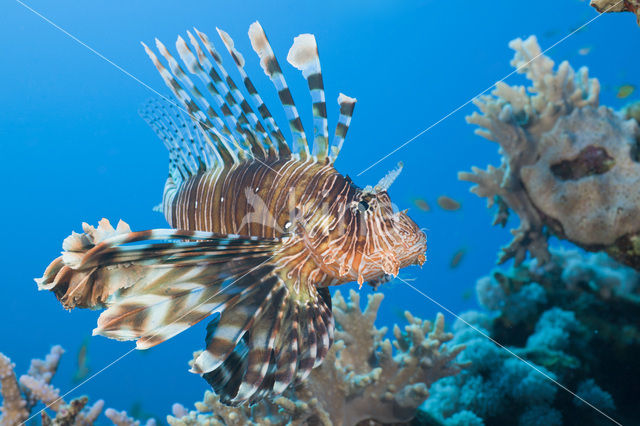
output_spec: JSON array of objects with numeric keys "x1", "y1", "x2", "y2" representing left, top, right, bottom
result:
[
  {"x1": 392, "y1": 210, "x2": 427, "y2": 268},
  {"x1": 367, "y1": 162, "x2": 426, "y2": 270}
]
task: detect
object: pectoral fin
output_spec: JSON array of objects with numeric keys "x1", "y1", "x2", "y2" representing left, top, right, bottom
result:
[{"x1": 37, "y1": 218, "x2": 334, "y2": 405}]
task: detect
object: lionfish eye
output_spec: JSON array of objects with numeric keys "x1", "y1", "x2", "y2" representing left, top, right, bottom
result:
[{"x1": 357, "y1": 200, "x2": 370, "y2": 212}]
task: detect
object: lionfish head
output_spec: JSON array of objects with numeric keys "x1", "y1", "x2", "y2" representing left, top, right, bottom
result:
[{"x1": 345, "y1": 163, "x2": 427, "y2": 284}]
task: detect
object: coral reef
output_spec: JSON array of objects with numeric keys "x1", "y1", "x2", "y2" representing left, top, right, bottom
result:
[
  {"x1": 422, "y1": 312, "x2": 563, "y2": 426},
  {"x1": 0, "y1": 346, "x2": 155, "y2": 426},
  {"x1": 0, "y1": 346, "x2": 104, "y2": 425},
  {"x1": 2, "y1": 291, "x2": 462, "y2": 426},
  {"x1": 0, "y1": 355, "x2": 28, "y2": 425},
  {"x1": 459, "y1": 35, "x2": 640, "y2": 269},
  {"x1": 105, "y1": 408, "x2": 157, "y2": 426},
  {"x1": 422, "y1": 248, "x2": 640, "y2": 425},
  {"x1": 623, "y1": 100, "x2": 640, "y2": 123},
  {"x1": 168, "y1": 290, "x2": 465, "y2": 425},
  {"x1": 591, "y1": 0, "x2": 640, "y2": 25}
]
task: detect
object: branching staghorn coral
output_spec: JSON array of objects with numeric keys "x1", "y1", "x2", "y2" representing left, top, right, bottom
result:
[
  {"x1": 0, "y1": 346, "x2": 104, "y2": 426},
  {"x1": 168, "y1": 290, "x2": 465, "y2": 426},
  {"x1": 460, "y1": 35, "x2": 640, "y2": 269},
  {"x1": 591, "y1": 0, "x2": 640, "y2": 25},
  {"x1": 0, "y1": 354, "x2": 29, "y2": 424},
  {"x1": 105, "y1": 408, "x2": 157, "y2": 426},
  {"x1": 0, "y1": 346, "x2": 157, "y2": 426}
]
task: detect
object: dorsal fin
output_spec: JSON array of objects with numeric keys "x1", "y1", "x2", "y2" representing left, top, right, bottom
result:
[
  {"x1": 287, "y1": 34, "x2": 328, "y2": 162},
  {"x1": 142, "y1": 42, "x2": 239, "y2": 167},
  {"x1": 156, "y1": 38, "x2": 241, "y2": 151},
  {"x1": 329, "y1": 93, "x2": 357, "y2": 162},
  {"x1": 173, "y1": 35, "x2": 256, "y2": 156},
  {"x1": 141, "y1": 22, "x2": 357, "y2": 177},
  {"x1": 179, "y1": 31, "x2": 269, "y2": 159},
  {"x1": 139, "y1": 99, "x2": 218, "y2": 184},
  {"x1": 248, "y1": 22, "x2": 311, "y2": 161},
  {"x1": 215, "y1": 28, "x2": 291, "y2": 159}
]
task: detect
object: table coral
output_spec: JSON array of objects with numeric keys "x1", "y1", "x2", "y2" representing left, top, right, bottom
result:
[
  {"x1": 422, "y1": 248, "x2": 640, "y2": 425},
  {"x1": 460, "y1": 35, "x2": 640, "y2": 269},
  {"x1": 167, "y1": 290, "x2": 465, "y2": 426},
  {"x1": 591, "y1": 0, "x2": 640, "y2": 25}
]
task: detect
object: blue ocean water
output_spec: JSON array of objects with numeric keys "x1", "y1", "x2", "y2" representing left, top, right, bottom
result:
[{"x1": 0, "y1": 0, "x2": 637, "y2": 422}]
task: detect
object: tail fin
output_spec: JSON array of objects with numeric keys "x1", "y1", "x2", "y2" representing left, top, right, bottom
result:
[{"x1": 37, "y1": 219, "x2": 334, "y2": 404}]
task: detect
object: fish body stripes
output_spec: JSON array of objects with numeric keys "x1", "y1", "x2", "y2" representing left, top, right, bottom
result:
[
  {"x1": 36, "y1": 21, "x2": 427, "y2": 407},
  {"x1": 163, "y1": 158, "x2": 344, "y2": 240}
]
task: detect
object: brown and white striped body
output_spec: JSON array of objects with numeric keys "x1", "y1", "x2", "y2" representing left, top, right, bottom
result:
[{"x1": 165, "y1": 157, "x2": 426, "y2": 291}]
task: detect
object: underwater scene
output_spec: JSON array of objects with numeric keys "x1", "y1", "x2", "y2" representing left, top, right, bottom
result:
[{"x1": 1, "y1": 0, "x2": 639, "y2": 425}]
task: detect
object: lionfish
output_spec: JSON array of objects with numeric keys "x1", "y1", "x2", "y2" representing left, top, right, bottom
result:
[{"x1": 37, "y1": 22, "x2": 427, "y2": 405}]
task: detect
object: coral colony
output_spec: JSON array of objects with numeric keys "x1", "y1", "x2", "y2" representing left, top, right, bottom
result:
[
  {"x1": 0, "y1": 292, "x2": 462, "y2": 425},
  {"x1": 590, "y1": 0, "x2": 640, "y2": 24},
  {"x1": 168, "y1": 291, "x2": 464, "y2": 425},
  {"x1": 460, "y1": 36, "x2": 640, "y2": 270},
  {"x1": 3, "y1": 8, "x2": 640, "y2": 426},
  {"x1": 422, "y1": 248, "x2": 640, "y2": 425}
]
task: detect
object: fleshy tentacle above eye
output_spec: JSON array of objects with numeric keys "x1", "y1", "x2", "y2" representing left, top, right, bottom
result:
[{"x1": 374, "y1": 161, "x2": 404, "y2": 193}]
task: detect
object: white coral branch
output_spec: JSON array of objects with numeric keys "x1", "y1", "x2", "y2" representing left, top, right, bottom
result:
[
  {"x1": 0, "y1": 354, "x2": 29, "y2": 425},
  {"x1": 19, "y1": 375, "x2": 64, "y2": 412}
]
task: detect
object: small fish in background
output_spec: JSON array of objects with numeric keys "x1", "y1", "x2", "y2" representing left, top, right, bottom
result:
[
  {"x1": 437, "y1": 195, "x2": 461, "y2": 211},
  {"x1": 461, "y1": 289, "x2": 473, "y2": 302},
  {"x1": 569, "y1": 14, "x2": 592, "y2": 34},
  {"x1": 542, "y1": 28, "x2": 560, "y2": 38},
  {"x1": 129, "y1": 401, "x2": 161, "y2": 425},
  {"x1": 617, "y1": 84, "x2": 636, "y2": 99},
  {"x1": 413, "y1": 197, "x2": 431, "y2": 212},
  {"x1": 392, "y1": 306, "x2": 408, "y2": 322},
  {"x1": 578, "y1": 46, "x2": 592, "y2": 56},
  {"x1": 449, "y1": 248, "x2": 467, "y2": 269},
  {"x1": 72, "y1": 337, "x2": 90, "y2": 383},
  {"x1": 568, "y1": 25, "x2": 586, "y2": 34}
]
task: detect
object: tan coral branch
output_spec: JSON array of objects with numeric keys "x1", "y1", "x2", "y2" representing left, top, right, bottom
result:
[{"x1": 169, "y1": 290, "x2": 464, "y2": 426}]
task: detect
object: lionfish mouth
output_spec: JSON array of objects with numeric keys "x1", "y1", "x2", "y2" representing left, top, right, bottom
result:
[
  {"x1": 408, "y1": 230, "x2": 428, "y2": 267},
  {"x1": 382, "y1": 234, "x2": 426, "y2": 277}
]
